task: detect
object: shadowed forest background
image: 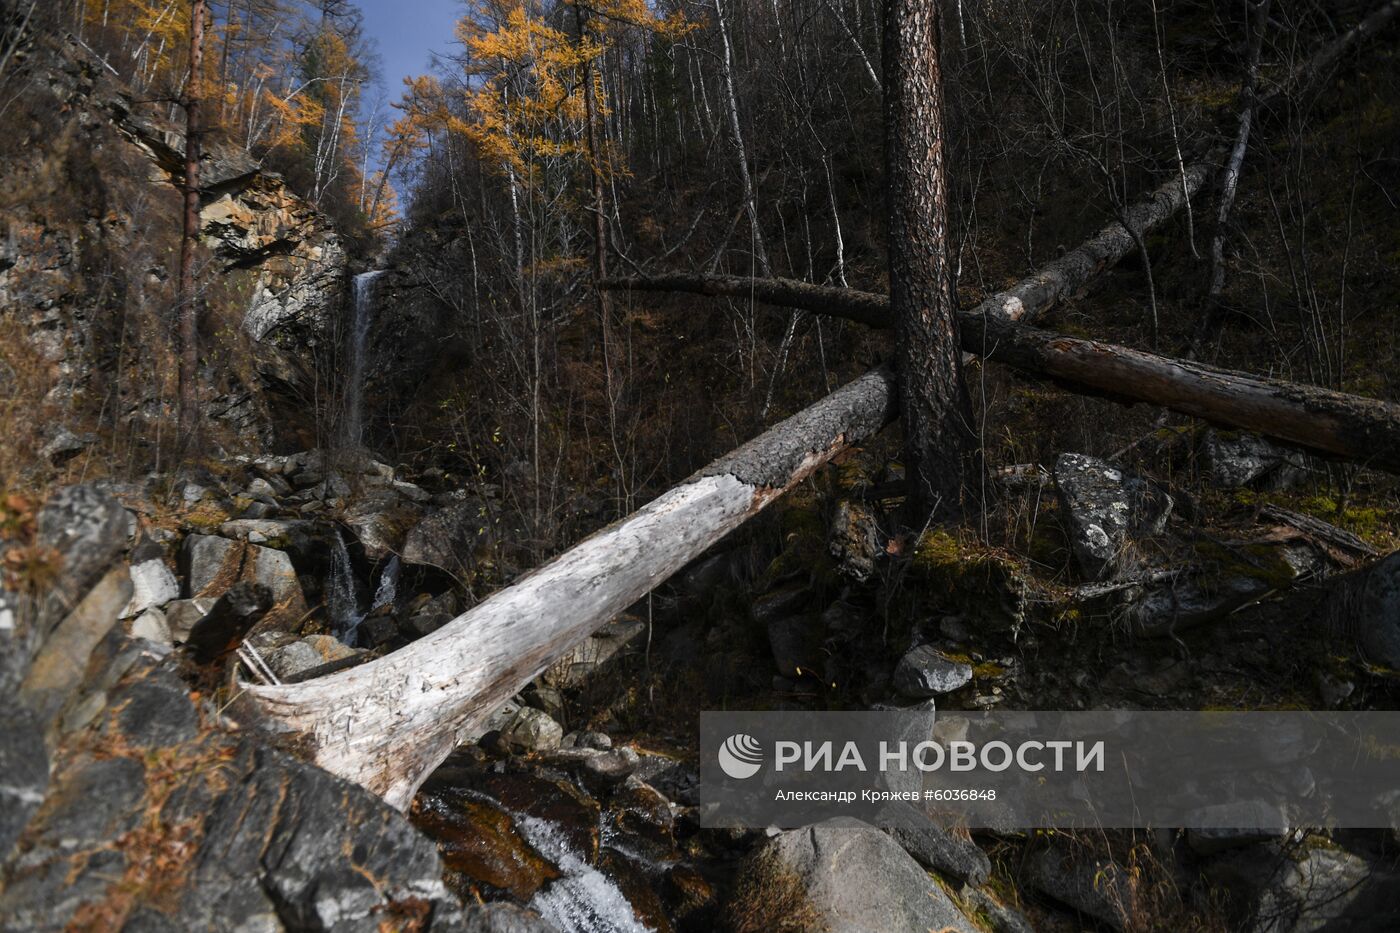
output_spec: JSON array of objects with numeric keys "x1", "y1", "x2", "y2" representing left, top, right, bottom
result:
[{"x1": 2, "y1": 0, "x2": 1400, "y2": 930}]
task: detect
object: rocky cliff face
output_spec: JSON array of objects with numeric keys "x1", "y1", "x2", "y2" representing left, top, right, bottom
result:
[{"x1": 0, "y1": 37, "x2": 346, "y2": 455}]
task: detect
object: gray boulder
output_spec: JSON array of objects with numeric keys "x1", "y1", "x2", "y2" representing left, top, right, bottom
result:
[
  {"x1": 499, "y1": 707, "x2": 564, "y2": 753},
  {"x1": 163, "y1": 598, "x2": 215, "y2": 642},
  {"x1": 38, "y1": 427, "x2": 93, "y2": 464},
  {"x1": 343, "y1": 489, "x2": 424, "y2": 561},
  {"x1": 1200, "y1": 429, "x2": 1307, "y2": 490},
  {"x1": 402, "y1": 498, "x2": 495, "y2": 575},
  {"x1": 1205, "y1": 842, "x2": 1400, "y2": 932},
  {"x1": 121, "y1": 559, "x2": 179, "y2": 619},
  {"x1": 1054, "y1": 453, "x2": 1173, "y2": 582},
  {"x1": 1128, "y1": 539, "x2": 1319, "y2": 637},
  {"x1": 181, "y1": 535, "x2": 304, "y2": 611},
  {"x1": 887, "y1": 820, "x2": 991, "y2": 886},
  {"x1": 128, "y1": 608, "x2": 172, "y2": 646},
  {"x1": 893, "y1": 644, "x2": 972, "y2": 697},
  {"x1": 726, "y1": 818, "x2": 977, "y2": 933},
  {"x1": 1351, "y1": 552, "x2": 1400, "y2": 670}
]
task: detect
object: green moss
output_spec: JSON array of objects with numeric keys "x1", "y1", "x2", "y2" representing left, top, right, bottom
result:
[
  {"x1": 908, "y1": 530, "x2": 1030, "y2": 629},
  {"x1": 183, "y1": 502, "x2": 231, "y2": 531},
  {"x1": 1194, "y1": 538, "x2": 1298, "y2": 590}
]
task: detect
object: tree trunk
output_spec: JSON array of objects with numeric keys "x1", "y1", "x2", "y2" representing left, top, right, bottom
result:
[
  {"x1": 713, "y1": 0, "x2": 772, "y2": 277},
  {"x1": 177, "y1": 0, "x2": 207, "y2": 443},
  {"x1": 884, "y1": 0, "x2": 975, "y2": 516},
  {"x1": 601, "y1": 272, "x2": 1400, "y2": 475},
  {"x1": 241, "y1": 368, "x2": 898, "y2": 809},
  {"x1": 1192, "y1": 0, "x2": 1271, "y2": 354}
]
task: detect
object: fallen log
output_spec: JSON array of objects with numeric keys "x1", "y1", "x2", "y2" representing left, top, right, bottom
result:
[
  {"x1": 241, "y1": 368, "x2": 897, "y2": 809},
  {"x1": 602, "y1": 148, "x2": 1220, "y2": 331},
  {"x1": 604, "y1": 272, "x2": 1400, "y2": 475}
]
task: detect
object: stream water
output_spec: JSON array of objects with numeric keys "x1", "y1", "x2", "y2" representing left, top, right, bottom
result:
[
  {"x1": 327, "y1": 529, "x2": 399, "y2": 646},
  {"x1": 518, "y1": 814, "x2": 654, "y2": 933}
]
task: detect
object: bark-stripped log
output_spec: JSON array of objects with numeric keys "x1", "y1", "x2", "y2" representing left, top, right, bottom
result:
[
  {"x1": 977, "y1": 155, "x2": 1221, "y2": 324},
  {"x1": 242, "y1": 369, "x2": 897, "y2": 809},
  {"x1": 603, "y1": 273, "x2": 1400, "y2": 475}
]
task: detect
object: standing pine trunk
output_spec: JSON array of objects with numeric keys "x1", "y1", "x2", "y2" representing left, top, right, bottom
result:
[
  {"x1": 177, "y1": 0, "x2": 207, "y2": 443},
  {"x1": 883, "y1": 0, "x2": 976, "y2": 516}
]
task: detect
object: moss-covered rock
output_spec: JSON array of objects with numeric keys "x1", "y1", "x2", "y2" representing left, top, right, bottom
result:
[{"x1": 907, "y1": 530, "x2": 1032, "y2": 631}]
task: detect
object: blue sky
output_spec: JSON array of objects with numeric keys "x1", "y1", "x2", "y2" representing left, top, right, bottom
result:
[{"x1": 358, "y1": 0, "x2": 461, "y2": 97}]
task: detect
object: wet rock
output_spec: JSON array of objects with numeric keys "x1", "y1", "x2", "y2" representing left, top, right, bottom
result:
[
  {"x1": 121, "y1": 558, "x2": 179, "y2": 618},
  {"x1": 1054, "y1": 453, "x2": 1173, "y2": 581},
  {"x1": 1200, "y1": 429, "x2": 1307, "y2": 490},
  {"x1": 576, "y1": 731, "x2": 612, "y2": 751},
  {"x1": 608, "y1": 778, "x2": 677, "y2": 863},
  {"x1": 767, "y1": 614, "x2": 824, "y2": 679},
  {"x1": 357, "y1": 611, "x2": 400, "y2": 650},
  {"x1": 412, "y1": 791, "x2": 560, "y2": 902},
  {"x1": 1026, "y1": 843, "x2": 1137, "y2": 930},
  {"x1": 893, "y1": 644, "x2": 972, "y2": 697},
  {"x1": 726, "y1": 818, "x2": 977, "y2": 933},
  {"x1": 445, "y1": 903, "x2": 559, "y2": 932},
  {"x1": 500, "y1": 707, "x2": 564, "y2": 753},
  {"x1": 597, "y1": 848, "x2": 674, "y2": 932},
  {"x1": 828, "y1": 500, "x2": 881, "y2": 582},
  {"x1": 467, "y1": 771, "x2": 601, "y2": 863}
]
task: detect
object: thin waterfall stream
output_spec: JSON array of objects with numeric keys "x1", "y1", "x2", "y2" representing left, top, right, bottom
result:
[{"x1": 343, "y1": 270, "x2": 384, "y2": 447}]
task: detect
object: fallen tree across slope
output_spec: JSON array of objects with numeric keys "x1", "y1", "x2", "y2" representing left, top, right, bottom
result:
[
  {"x1": 602, "y1": 273, "x2": 1400, "y2": 475},
  {"x1": 241, "y1": 368, "x2": 898, "y2": 809}
]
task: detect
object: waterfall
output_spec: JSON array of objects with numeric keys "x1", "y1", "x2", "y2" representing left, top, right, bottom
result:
[
  {"x1": 327, "y1": 529, "x2": 364, "y2": 643},
  {"x1": 371, "y1": 555, "x2": 399, "y2": 610},
  {"x1": 343, "y1": 270, "x2": 384, "y2": 447}
]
